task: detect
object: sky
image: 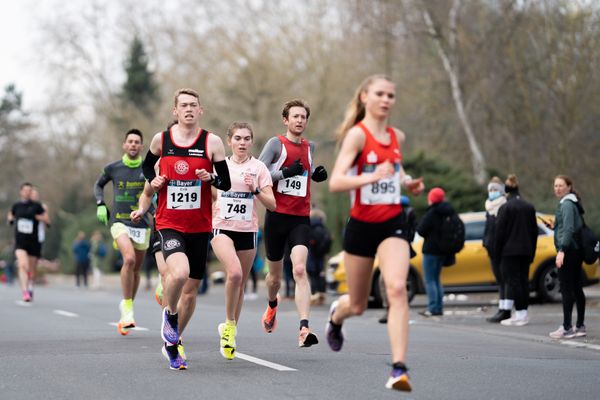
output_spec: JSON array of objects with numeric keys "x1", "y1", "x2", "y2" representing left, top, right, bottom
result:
[{"x1": 0, "y1": 1, "x2": 43, "y2": 109}]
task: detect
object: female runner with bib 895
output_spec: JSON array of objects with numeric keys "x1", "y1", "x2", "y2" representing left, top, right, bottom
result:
[
  {"x1": 327, "y1": 75, "x2": 424, "y2": 391},
  {"x1": 211, "y1": 122, "x2": 276, "y2": 360}
]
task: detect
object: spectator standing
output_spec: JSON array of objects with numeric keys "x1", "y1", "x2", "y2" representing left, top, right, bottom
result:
[
  {"x1": 549, "y1": 175, "x2": 587, "y2": 339},
  {"x1": 494, "y1": 174, "x2": 538, "y2": 327},
  {"x1": 73, "y1": 231, "x2": 91, "y2": 287},
  {"x1": 416, "y1": 187, "x2": 457, "y2": 317},
  {"x1": 483, "y1": 177, "x2": 510, "y2": 323}
]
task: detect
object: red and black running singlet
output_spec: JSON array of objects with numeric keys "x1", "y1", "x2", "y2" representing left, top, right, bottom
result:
[
  {"x1": 272, "y1": 135, "x2": 311, "y2": 216},
  {"x1": 349, "y1": 123, "x2": 403, "y2": 223},
  {"x1": 155, "y1": 128, "x2": 213, "y2": 233}
]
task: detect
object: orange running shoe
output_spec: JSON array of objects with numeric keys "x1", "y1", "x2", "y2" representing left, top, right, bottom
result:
[{"x1": 261, "y1": 295, "x2": 279, "y2": 333}]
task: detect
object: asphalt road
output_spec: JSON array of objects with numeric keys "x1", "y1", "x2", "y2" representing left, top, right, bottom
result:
[{"x1": 1, "y1": 277, "x2": 599, "y2": 400}]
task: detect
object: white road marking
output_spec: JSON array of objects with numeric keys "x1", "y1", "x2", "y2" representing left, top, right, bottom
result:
[
  {"x1": 53, "y1": 309, "x2": 79, "y2": 318},
  {"x1": 236, "y1": 352, "x2": 297, "y2": 371},
  {"x1": 108, "y1": 322, "x2": 149, "y2": 331},
  {"x1": 560, "y1": 340, "x2": 600, "y2": 352}
]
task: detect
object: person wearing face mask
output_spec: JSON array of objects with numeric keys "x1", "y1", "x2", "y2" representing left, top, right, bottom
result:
[{"x1": 483, "y1": 177, "x2": 510, "y2": 323}]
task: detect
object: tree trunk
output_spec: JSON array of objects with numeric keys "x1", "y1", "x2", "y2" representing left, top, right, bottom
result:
[{"x1": 421, "y1": 0, "x2": 488, "y2": 185}]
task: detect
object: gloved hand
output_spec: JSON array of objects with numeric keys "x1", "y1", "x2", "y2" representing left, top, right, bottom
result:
[
  {"x1": 282, "y1": 159, "x2": 304, "y2": 178},
  {"x1": 97, "y1": 203, "x2": 110, "y2": 225},
  {"x1": 311, "y1": 165, "x2": 327, "y2": 182}
]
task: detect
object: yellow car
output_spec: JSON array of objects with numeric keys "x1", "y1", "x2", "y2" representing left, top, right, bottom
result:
[{"x1": 326, "y1": 212, "x2": 599, "y2": 306}]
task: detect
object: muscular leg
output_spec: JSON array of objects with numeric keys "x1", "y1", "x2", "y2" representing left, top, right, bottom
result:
[
  {"x1": 378, "y1": 238, "x2": 410, "y2": 364},
  {"x1": 330, "y1": 253, "x2": 373, "y2": 324},
  {"x1": 177, "y1": 278, "x2": 201, "y2": 335},
  {"x1": 265, "y1": 259, "x2": 283, "y2": 302},
  {"x1": 164, "y1": 253, "x2": 190, "y2": 314},
  {"x1": 115, "y1": 234, "x2": 137, "y2": 300},
  {"x1": 235, "y1": 249, "x2": 256, "y2": 322},
  {"x1": 15, "y1": 249, "x2": 30, "y2": 293},
  {"x1": 132, "y1": 249, "x2": 146, "y2": 299},
  {"x1": 290, "y1": 245, "x2": 311, "y2": 320},
  {"x1": 211, "y1": 235, "x2": 243, "y2": 322}
]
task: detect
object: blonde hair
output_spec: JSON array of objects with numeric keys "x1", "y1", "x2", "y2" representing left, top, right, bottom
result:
[{"x1": 335, "y1": 74, "x2": 393, "y2": 143}]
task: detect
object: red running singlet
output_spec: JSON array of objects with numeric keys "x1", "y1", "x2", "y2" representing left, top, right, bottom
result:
[
  {"x1": 271, "y1": 135, "x2": 312, "y2": 217},
  {"x1": 349, "y1": 123, "x2": 403, "y2": 223},
  {"x1": 155, "y1": 128, "x2": 214, "y2": 233}
]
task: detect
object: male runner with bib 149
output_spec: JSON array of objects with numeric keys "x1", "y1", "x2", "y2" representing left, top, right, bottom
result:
[
  {"x1": 258, "y1": 99, "x2": 328, "y2": 347},
  {"x1": 95, "y1": 129, "x2": 150, "y2": 336},
  {"x1": 142, "y1": 88, "x2": 231, "y2": 370}
]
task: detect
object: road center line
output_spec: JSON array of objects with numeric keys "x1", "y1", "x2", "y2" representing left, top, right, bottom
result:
[
  {"x1": 53, "y1": 309, "x2": 79, "y2": 318},
  {"x1": 236, "y1": 352, "x2": 297, "y2": 371},
  {"x1": 108, "y1": 322, "x2": 149, "y2": 331}
]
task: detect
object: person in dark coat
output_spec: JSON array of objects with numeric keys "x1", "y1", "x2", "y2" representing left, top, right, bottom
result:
[
  {"x1": 416, "y1": 187, "x2": 455, "y2": 317},
  {"x1": 493, "y1": 175, "x2": 538, "y2": 327},
  {"x1": 483, "y1": 177, "x2": 509, "y2": 323}
]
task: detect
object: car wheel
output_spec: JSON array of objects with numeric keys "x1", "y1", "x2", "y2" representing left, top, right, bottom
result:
[
  {"x1": 407, "y1": 269, "x2": 417, "y2": 304},
  {"x1": 537, "y1": 262, "x2": 561, "y2": 302}
]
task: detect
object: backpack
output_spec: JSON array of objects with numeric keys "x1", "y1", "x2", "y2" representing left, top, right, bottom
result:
[
  {"x1": 438, "y1": 212, "x2": 465, "y2": 255},
  {"x1": 310, "y1": 223, "x2": 332, "y2": 257},
  {"x1": 568, "y1": 200, "x2": 599, "y2": 265},
  {"x1": 578, "y1": 222, "x2": 600, "y2": 265}
]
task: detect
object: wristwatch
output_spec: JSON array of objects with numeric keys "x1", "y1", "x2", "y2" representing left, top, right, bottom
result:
[{"x1": 253, "y1": 187, "x2": 261, "y2": 195}]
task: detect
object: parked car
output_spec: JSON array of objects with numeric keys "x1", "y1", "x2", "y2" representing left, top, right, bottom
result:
[{"x1": 326, "y1": 212, "x2": 599, "y2": 307}]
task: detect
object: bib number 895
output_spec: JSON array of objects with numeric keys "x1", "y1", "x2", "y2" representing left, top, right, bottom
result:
[{"x1": 371, "y1": 181, "x2": 396, "y2": 194}]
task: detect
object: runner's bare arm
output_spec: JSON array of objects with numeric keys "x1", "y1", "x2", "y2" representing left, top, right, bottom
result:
[{"x1": 329, "y1": 127, "x2": 389, "y2": 192}]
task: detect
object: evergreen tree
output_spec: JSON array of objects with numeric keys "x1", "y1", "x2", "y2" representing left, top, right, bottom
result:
[{"x1": 121, "y1": 36, "x2": 158, "y2": 114}]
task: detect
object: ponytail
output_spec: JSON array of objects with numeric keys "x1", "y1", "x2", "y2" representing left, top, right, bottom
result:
[{"x1": 335, "y1": 74, "x2": 392, "y2": 144}]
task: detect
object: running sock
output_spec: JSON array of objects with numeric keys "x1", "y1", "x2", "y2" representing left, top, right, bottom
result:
[
  {"x1": 268, "y1": 298, "x2": 278, "y2": 309},
  {"x1": 226, "y1": 319, "x2": 236, "y2": 327},
  {"x1": 329, "y1": 320, "x2": 342, "y2": 330},
  {"x1": 123, "y1": 298, "x2": 133, "y2": 310},
  {"x1": 300, "y1": 319, "x2": 309, "y2": 330},
  {"x1": 392, "y1": 362, "x2": 408, "y2": 371},
  {"x1": 167, "y1": 310, "x2": 178, "y2": 326},
  {"x1": 505, "y1": 299, "x2": 514, "y2": 310}
]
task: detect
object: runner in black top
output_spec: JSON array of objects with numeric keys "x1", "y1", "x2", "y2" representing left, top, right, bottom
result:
[
  {"x1": 94, "y1": 128, "x2": 150, "y2": 335},
  {"x1": 7, "y1": 182, "x2": 49, "y2": 302}
]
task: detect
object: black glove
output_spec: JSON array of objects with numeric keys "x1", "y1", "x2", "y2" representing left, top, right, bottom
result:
[
  {"x1": 311, "y1": 165, "x2": 327, "y2": 182},
  {"x1": 282, "y1": 159, "x2": 304, "y2": 178}
]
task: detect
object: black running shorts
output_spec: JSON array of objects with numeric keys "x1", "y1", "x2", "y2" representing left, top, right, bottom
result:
[
  {"x1": 212, "y1": 229, "x2": 257, "y2": 251},
  {"x1": 343, "y1": 213, "x2": 410, "y2": 258},
  {"x1": 263, "y1": 211, "x2": 310, "y2": 261},
  {"x1": 158, "y1": 229, "x2": 209, "y2": 280}
]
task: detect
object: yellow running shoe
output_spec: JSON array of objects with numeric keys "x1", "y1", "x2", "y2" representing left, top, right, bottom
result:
[
  {"x1": 155, "y1": 281, "x2": 163, "y2": 307},
  {"x1": 178, "y1": 339, "x2": 187, "y2": 361},
  {"x1": 118, "y1": 299, "x2": 135, "y2": 336},
  {"x1": 218, "y1": 322, "x2": 236, "y2": 360}
]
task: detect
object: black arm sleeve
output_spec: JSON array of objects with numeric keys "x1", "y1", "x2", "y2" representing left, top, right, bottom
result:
[
  {"x1": 212, "y1": 160, "x2": 231, "y2": 191},
  {"x1": 142, "y1": 150, "x2": 160, "y2": 181}
]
